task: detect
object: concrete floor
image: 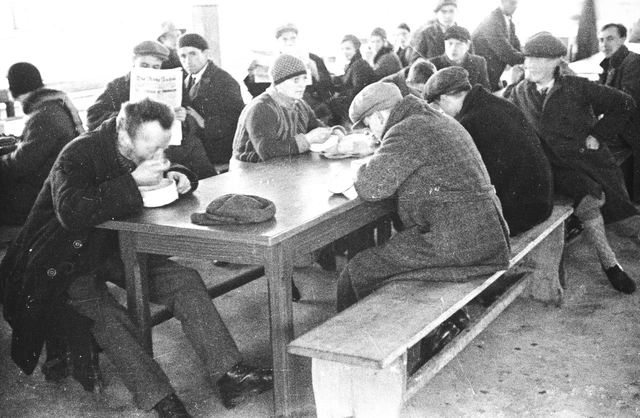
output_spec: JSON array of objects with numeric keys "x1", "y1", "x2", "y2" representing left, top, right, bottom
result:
[{"x1": 1, "y1": 229, "x2": 640, "y2": 418}]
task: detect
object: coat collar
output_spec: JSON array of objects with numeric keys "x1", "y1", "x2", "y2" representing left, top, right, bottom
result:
[{"x1": 600, "y1": 45, "x2": 630, "y2": 71}]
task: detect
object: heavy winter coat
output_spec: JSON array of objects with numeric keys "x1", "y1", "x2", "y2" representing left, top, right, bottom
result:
[
  {"x1": 456, "y1": 85, "x2": 553, "y2": 235},
  {"x1": 0, "y1": 89, "x2": 84, "y2": 225},
  {"x1": 184, "y1": 60, "x2": 245, "y2": 164},
  {"x1": 472, "y1": 8, "x2": 524, "y2": 91},
  {"x1": 504, "y1": 75, "x2": 638, "y2": 223},
  {"x1": 0, "y1": 118, "x2": 198, "y2": 374},
  {"x1": 409, "y1": 23, "x2": 448, "y2": 62},
  {"x1": 372, "y1": 45, "x2": 403, "y2": 81},
  {"x1": 345, "y1": 95, "x2": 510, "y2": 297},
  {"x1": 232, "y1": 87, "x2": 323, "y2": 162},
  {"x1": 430, "y1": 53, "x2": 492, "y2": 91},
  {"x1": 85, "y1": 73, "x2": 216, "y2": 179}
]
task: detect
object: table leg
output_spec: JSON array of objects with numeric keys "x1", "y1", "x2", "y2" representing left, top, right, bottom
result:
[
  {"x1": 118, "y1": 231, "x2": 153, "y2": 355},
  {"x1": 264, "y1": 243, "x2": 295, "y2": 417}
]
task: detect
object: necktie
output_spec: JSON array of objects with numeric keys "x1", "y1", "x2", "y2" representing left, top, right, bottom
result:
[{"x1": 186, "y1": 75, "x2": 195, "y2": 92}]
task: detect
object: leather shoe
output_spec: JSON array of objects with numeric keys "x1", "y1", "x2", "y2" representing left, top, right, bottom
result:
[
  {"x1": 153, "y1": 393, "x2": 193, "y2": 418},
  {"x1": 602, "y1": 264, "x2": 636, "y2": 294},
  {"x1": 218, "y1": 362, "x2": 273, "y2": 409}
]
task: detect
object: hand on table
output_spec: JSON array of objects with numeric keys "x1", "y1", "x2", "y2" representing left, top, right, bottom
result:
[
  {"x1": 167, "y1": 171, "x2": 192, "y2": 194},
  {"x1": 585, "y1": 135, "x2": 600, "y2": 150},
  {"x1": 305, "y1": 127, "x2": 332, "y2": 144}
]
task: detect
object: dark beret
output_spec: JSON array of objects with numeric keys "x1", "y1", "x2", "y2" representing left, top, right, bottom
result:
[
  {"x1": 177, "y1": 33, "x2": 209, "y2": 51},
  {"x1": 444, "y1": 26, "x2": 471, "y2": 42}
]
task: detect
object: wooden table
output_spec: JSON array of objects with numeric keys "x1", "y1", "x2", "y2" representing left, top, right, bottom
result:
[{"x1": 98, "y1": 153, "x2": 395, "y2": 417}]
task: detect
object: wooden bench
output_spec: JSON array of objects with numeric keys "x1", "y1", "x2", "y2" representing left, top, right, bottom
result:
[{"x1": 288, "y1": 202, "x2": 573, "y2": 418}]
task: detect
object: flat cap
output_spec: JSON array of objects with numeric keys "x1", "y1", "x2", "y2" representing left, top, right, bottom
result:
[
  {"x1": 177, "y1": 33, "x2": 209, "y2": 51},
  {"x1": 444, "y1": 26, "x2": 471, "y2": 42},
  {"x1": 424, "y1": 66, "x2": 471, "y2": 102},
  {"x1": 275, "y1": 23, "x2": 298, "y2": 38},
  {"x1": 349, "y1": 82, "x2": 403, "y2": 129},
  {"x1": 523, "y1": 32, "x2": 567, "y2": 58},
  {"x1": 434, "y1": 0, "x2": 457, "y2": 12},
  {"x1": 133, "y1": 41, "x2": 170, "y2": 61}
]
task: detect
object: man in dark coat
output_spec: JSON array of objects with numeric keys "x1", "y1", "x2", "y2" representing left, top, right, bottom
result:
[
  {"x1": 504, "y1": 32, "x2": 640, "y2": 295},
  {"x1": 0, "y1": 62, "x2": 84, "y2": 226},
  {"x1": 472, "y1": 0, "x2": 524, "y2": 91},
  {"x1": 86, "y1": 40, "x2": 216, "y2": 179},
  {"x1": 425, "y1": 66, "x2": 553, "y2": 235},
  {"x1": 409, "y1": 0, "x2": 458, "y2": 62},
  {"x1": 430, "y1": 26, "x2": 492, "y2": 91},
  {"x1": 336, "y1": 82, "x2": 510, "y2": 311},
  {"x1": 177, "y1": 33, "x2": 245, "y2": 167},
  {"x1": 0, "y1": 99, "x2": 273, "y2": 417},
  {"x1": 598, "y1": 23, "x2": 640, "y2": 201}
]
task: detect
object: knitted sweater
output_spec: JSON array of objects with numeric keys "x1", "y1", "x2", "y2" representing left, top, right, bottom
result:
[{"x1": 232, "y1": 87, "x2": 323, "y2": 162}]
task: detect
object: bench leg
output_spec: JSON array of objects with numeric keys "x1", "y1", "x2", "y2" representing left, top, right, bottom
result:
[
  {"x1": 519, "y1": 224, "x2": 565, "y2": 306},
  {"x1": 312, "y1": 357, "x2": 406, "y2": 418}
]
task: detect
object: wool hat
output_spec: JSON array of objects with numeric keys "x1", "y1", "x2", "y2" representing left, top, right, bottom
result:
[
  {"x1": 371, "y1": 27, "x2": 387, "y2": 39},
  {"x1": 444, "y1": 26, "x2": 471, "y2": 42},
  {"x1": 177, "y1": 33, "x2": 209, "y2": 51},
  {"x1": 341, "y1": 34, "x2": 362, "y2": 50},
  {"x1": 133, "y1": 41, "x2": 170, "y2": 61},
  {"x1": 424, "y1": 67, "x2": 471, "y2": 102},
  {"x1": 523, "y1": 32, "x2": 567, "y2": 58},
  {"x1": 275, "y1": 23, "x2": 298, "y2": 39},
  {"x1": 270, "y1": 54, "x2": 307, "y2": 85},
  {"x1": 190, "y1": 194, "x2": 276, "y2": 225},
  {"x1": 349, "y1": 82, "x2": 403, "y2": 129},
  {"x1": 434, "y1": 0, "x2": 457, "y2": 12},
  {"x1": 398, "y1": 23, "x2": 411, "y2": 33},
  {"x1": 7, "y1": 62, "x2": 44, "y2": 98}
]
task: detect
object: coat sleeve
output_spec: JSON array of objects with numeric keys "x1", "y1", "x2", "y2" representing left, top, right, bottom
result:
[
  {"x1": 477, "y1": 57, "x2": 492, "y2": 91},
  {"x1": 582, "y1": 78, "x2": 636, "y2": 143},
  {"x1": 200, "y1": 72, "x2": 245, "y2": 160},
  {"x1": 355, "y1": 118, "x2": 427, "y2": 201},
  {"x1": 479, "y1": 17, "x2": 524, "y2": 66},
  {"x1": 619, "y1": 55, "x2": 640, "y2": 106},
  {"x1": 244, "y1": 101, "x2": 303, "y2": 161},
  {"x1": 86, "y1": 78, "x2": 128, "y2": 131},
  {"x1": 1, "y1": 104, "x2": 75, "y2": 180},
  {"x1": 310, "y1": 54, "x2": 334, "y2": 97},
  {"x1": 343, "y1": 61, "x2": 374, "y2": 104},
  {"x1": 51, "y1": 143, "x2": 143, "y2": 231}
]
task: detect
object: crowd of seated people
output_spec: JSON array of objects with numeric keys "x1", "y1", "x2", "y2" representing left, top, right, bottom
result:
[{"x1": 2, "y1": 4, "x2": 640, "y2": 417}]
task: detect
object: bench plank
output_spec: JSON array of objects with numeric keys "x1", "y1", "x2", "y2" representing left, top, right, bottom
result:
[{"x1": 288, "y1": 203, "x2": 573, "y2": 370}]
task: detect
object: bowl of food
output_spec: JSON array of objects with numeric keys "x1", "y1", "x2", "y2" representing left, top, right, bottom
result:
[{"x1": 138, "y1": 178, "x2": 178, "y2": 208}]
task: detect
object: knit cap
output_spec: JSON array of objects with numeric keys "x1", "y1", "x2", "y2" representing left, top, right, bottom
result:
[
  {"x1": 7, "y1": 62, "x2": 44, "y2": 98},
  {"x1": 434, "y1": 0, "x2": 457, "y2": 12},
  {"x1": 177, "y1": 33, "x2": 209, "y2": 51},
  {"x1": 349, "y1": 82, "x2": 403, "y2": 129},
  {"x1": 133, "y1": 41, "x2": 170, "y2": 61},
  {"x1": 424, "y1": 67, "x2": 471, "y2": 102},
  {"x1": 523, "y1": 32, "x2": 567, "y2": 58},
  {"x1": 270, "y1": 54, "x2": 307, "y2": 85},
  {"x1": 191, "y1": 194, "x2": 276, "y2": 225}
]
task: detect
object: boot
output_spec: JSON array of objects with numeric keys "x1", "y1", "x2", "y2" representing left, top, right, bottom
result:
[
  {"x1": 153, "y1": 393, "x2": 193, "y2": 418},
  {"x1": 218, "y1": 362, "x2": 273, "y2": 409}
]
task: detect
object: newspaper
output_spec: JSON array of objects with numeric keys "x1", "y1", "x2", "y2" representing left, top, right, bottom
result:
[
  {"x1": 249, "y1": 49, "x2": 313, "y2": 85},
  {"x1": 130, "y1": 67, "x2": 183, "y2": 145}
]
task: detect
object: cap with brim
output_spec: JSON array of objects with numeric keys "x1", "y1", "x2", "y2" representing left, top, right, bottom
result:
[
  {"x1": 133, "y1": 40, "x2": 170, "y2": 61},
  {"x1": 444, "y1": 26, "x2": 471, "y2": 42},
  {"x1": 424, "y1": 66, "x2": 471, "y2": 102},
  {"x1": 523, "y1": 32, "x2": 567, "y2": 58},
  {"x1": 349, "y1": 82, "x2": 403, "y2": 130}
]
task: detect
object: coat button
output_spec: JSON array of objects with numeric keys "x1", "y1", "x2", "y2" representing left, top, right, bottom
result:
[
  {"x1": 47, "y1": 268, "x2": 57, "y2": 277},
  {"x1": 579, "y1": 148, "x2": 585, "y2": 153},
  {"x1": 73, "y1": 240, "x2": 83, "y2": 249}
]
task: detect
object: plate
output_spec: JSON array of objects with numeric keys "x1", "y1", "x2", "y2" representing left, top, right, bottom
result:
[{"x1": 320, "y1": 152, "x2": 360, "y2": 159}]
